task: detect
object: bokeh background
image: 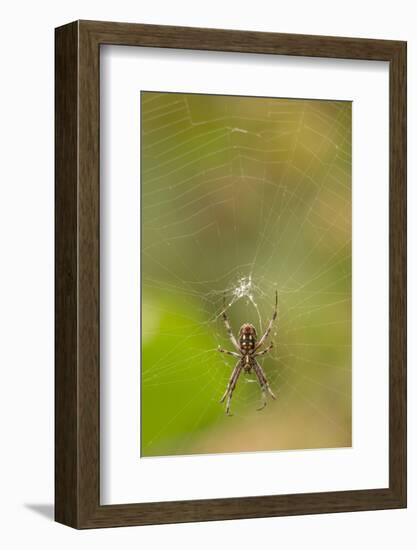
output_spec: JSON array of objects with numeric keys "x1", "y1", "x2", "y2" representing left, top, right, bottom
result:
[{"x1": 141, "y1": 91, "x2": 351, "y2": 457}]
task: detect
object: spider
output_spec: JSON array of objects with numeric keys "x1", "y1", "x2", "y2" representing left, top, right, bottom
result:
[{"x1": 217, "y1": 290, "x2": 278, "y2": 415}]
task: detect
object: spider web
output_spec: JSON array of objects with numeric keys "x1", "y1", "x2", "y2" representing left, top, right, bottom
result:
[{"x1": 141, "y1": 91, "x2": 352, "y2": 457}]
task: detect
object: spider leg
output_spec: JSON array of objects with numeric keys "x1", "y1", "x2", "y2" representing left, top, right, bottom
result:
[
  {"x1": 217, "y1": 347, "x2": 241, "y2": 358},
  {"x1": 253, "y1": 342, "x2": 273, "y2": 357},
  {"x1": 221, "y1": 297, "x2": 240, "y2": 352},
  {"x1": 252, "y1": 359, "x2": 276, "y2": 410},
  {"x1": 254, "y1": 290, "x2": 278, "y2": 351},
  {"x1": 220, "y1": 361, "x2": 243, "y2": 415}
]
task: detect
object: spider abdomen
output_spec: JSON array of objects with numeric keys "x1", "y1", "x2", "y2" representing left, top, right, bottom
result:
[{"x1": 239, "y1": 323, "x2": 257, "y2": 352}]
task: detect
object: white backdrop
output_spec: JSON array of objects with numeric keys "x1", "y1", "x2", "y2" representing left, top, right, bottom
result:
[
  {"x1": 101, "y1": 47, "x2": 389, "y2": 504},
  {"x1": 0, "y1": 0, "x2": 415, "y2": 548}
]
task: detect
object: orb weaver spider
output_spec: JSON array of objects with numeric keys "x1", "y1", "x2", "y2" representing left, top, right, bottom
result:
[{"x1": 217, "y1": 290, "x2": 277, "y2": 415}]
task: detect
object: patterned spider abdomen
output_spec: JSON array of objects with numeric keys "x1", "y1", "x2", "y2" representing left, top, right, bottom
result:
[{"x1": 238, "y1": 323, "x2": 257, "y2": 352}]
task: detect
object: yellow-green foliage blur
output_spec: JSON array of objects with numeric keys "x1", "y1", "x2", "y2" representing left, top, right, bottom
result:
[{"x1": 141, "y1": 91, "x2": 351, "y2": 457}]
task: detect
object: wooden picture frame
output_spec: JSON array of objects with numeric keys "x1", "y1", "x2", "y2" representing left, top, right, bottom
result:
[{"x1": 55, "y1": 20, "x2": 407, "y2": 529}]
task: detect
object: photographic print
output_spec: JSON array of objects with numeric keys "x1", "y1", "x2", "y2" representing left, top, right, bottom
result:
[
  {"x1": 141, "y1": 91, "x2": 352, "y2": 458},
  {"x1": 56, "y1": 21, "x2": 406, "y2": 527}
]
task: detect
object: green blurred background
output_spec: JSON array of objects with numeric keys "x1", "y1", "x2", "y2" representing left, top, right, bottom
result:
[{"x1": 141, "y1": 91, "x2": 351, "y2": 457}]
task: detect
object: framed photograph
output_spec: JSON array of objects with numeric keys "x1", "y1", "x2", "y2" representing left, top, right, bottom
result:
[{"x1": 55, "y1": 20, "x2": 407, "y2": 528}]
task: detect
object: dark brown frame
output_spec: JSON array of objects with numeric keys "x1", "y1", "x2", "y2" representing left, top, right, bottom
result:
[{"x1": 55, "y1": 20, "x2": 407, "y2": 529}]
